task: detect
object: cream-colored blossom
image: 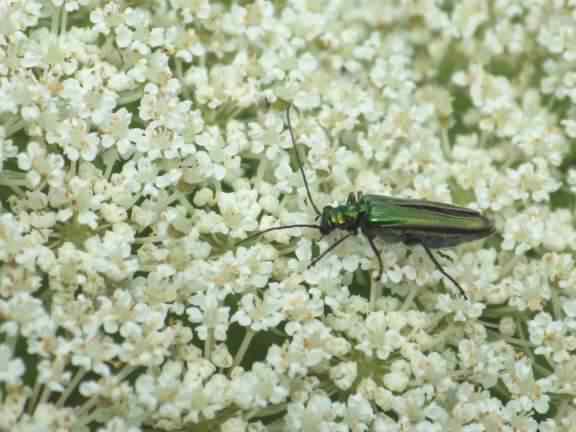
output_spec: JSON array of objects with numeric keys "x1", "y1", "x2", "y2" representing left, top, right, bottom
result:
[{"x1": 2, "y1": 0, "x2": 575, "y2": 430}]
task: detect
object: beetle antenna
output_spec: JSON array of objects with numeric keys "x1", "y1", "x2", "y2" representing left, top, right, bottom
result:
[
  {"x1": 237, "y1": 223, "x2": 321, "y2": 246},
  {"x1": 286, "y1": 105, "x2": 322, "y2": 217}
]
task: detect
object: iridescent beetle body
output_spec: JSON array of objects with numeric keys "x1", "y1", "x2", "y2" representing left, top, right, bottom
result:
[{"x1": 241, "y1": 106, "x2": 495, "y2": 297}]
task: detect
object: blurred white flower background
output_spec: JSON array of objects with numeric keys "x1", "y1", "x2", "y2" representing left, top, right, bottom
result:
[{"x1": 1, "y1": 0, "x2": 576, "y2": 431}]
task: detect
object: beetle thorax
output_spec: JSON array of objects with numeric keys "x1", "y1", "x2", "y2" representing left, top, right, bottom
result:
[{"x1": 320, "y1": 204, "x2": 361, "y2": 235}]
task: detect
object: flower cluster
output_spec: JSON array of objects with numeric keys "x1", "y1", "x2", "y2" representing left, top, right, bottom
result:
[{"x1": 1, "y1": 0, "x2": 576, "y2": 431}]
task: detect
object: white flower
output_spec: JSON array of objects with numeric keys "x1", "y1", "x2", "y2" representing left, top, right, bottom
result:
[
  {"x1": 458, "y1": 340, "x2": 515, "y2": 388},
  {"x1": 451, "y1": 0, "x2": 489, "y2": 39},
  {"x1": 342, "y1": 394, "x2": 374, "y2": 431},
  {"x1": 17, "y1": 141, "x2": 65, "y2": 187},
  {"x1": 84, "y1": 225, "x2": 139, "y2": 281},
  {"x1": 267, "y1": 320, "x2": 350, "y2": 378},
  {"x1": 220, "y1": 417, "x2": 248, "y2": 432},
  {"x1": 119, "y1": 325, "x2": 176, "y2": 367},
  {"x1": 330, "y1": 361, "x2": 357, "y2": 391},
  {"x1": 216, "y1": 189, "x2": 260, "y2": 238},
  {"x1": 99, "y1": 290, "x2": 153, "y2": 334},
  {"x1": 99, "y1": 108, "x2": 142, "y2": 156},
  {"x1": 98, "y1": 417, "x2": 142, "y2": 432},
  {"x1": 436, "y1": 294, "x2": 485, "y2": 322},
  {"x1": 369, "y1": 54, "x2": 415, "y2": 100},
  {"x1": 0, "y1": 344, "x2": 25, "y2": 385},
  {"x1": 528, "y1": 312, "x2": 576, "y2": 363},
  {"x1": 285, "y1": 393, "x2": 346, "y2": 432},
  {"x1": 90, "y1": 2, "x2": 121, "y2": 35},
  {"x1": 510, "y1": 159, "x2": 561, "y2": 203},
  {"x1": 501, "y1": 206, "x2": 547, "y2": 255},
  {"x1": 49, "y1": 117, "x2": 101, "y2": 161},
  {"x1": 501, "y1": 358, "x2": 551, "y2": 415},
  {"x1": 139, "y1": 83, "x2": 192, "y2": 133},
  {"x1": 0, "y1": 293, "x2": 55, "y2": 339},
  {"x1": 180, "y1": 368, "x2": 231, "y2": 423},
  {"x1": 280, "y1": 284, "x2": 324, "y2": 322},
  {"x1": 383, "y1": 369, "x2": 409, "y2": 393},
  {"x1": 506, "y1": 259, "x2": 551, "y2": 312},
  {"x1": 38, "y1": 357, "x2": 72, "y2": 393},
  {"x1": 538, "y1": 12, "x2": 576, "y2": 62},
  {"x1": 2, "y1": 0, "x2": 576, "y2": 429},
  {"x1": 0, "y1": 126, "x2": 17, "y2": 171},
  {"x1": 13, "y1": 403, "x2": 77, "y2": 431},
  {"x1": 355, "y1": 311, "x2": 408, "y2": 360},
  {"x1": 187, "y1": 292, "x2": 230, "y2": 341},
  {"x1": 230, "y1": 363, "x2": 289, "y2": 409},
  {"x1": 231, "y1": 291, "x2": 284, "y2": 332}
]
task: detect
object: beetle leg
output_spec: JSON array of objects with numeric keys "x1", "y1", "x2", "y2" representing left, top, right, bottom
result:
[
  {"x1": 366, "y1": 236, "x2": 384, "y2": 281},
  {"x1": 437, "y1": 250, "x2": 453, "y2": 262},
  {"x1": 309, "y1": 233, "x2": 354, "y2": 269},
  {"x1": 422, "y1": 245, "x2": 467, "y2": 298}
]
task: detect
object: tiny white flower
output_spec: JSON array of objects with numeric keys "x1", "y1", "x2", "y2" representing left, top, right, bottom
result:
[
  {"x1": 0, "y1": 344, "x2": 25, "y2": 385},
  {"x1": 330, "y1": 361, "x2": 357, "y2": 391},
  {"x1": 186, "y1": 292, "x2": 230, "y2": 341},
  {"x1": 383, "y1": 370, "x2": 409, "y2": 393},
  {"x1": 98, "y1": 417, "x2": 142, "y2": 432}
]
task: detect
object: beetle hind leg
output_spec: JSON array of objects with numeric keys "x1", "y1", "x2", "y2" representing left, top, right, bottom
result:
[
  {"x1": 437, "y1": 250, "x2": 453, "y2": 262},
  {"x1": 422, "y1": 245, "x2": 467, "y2": 298}
]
